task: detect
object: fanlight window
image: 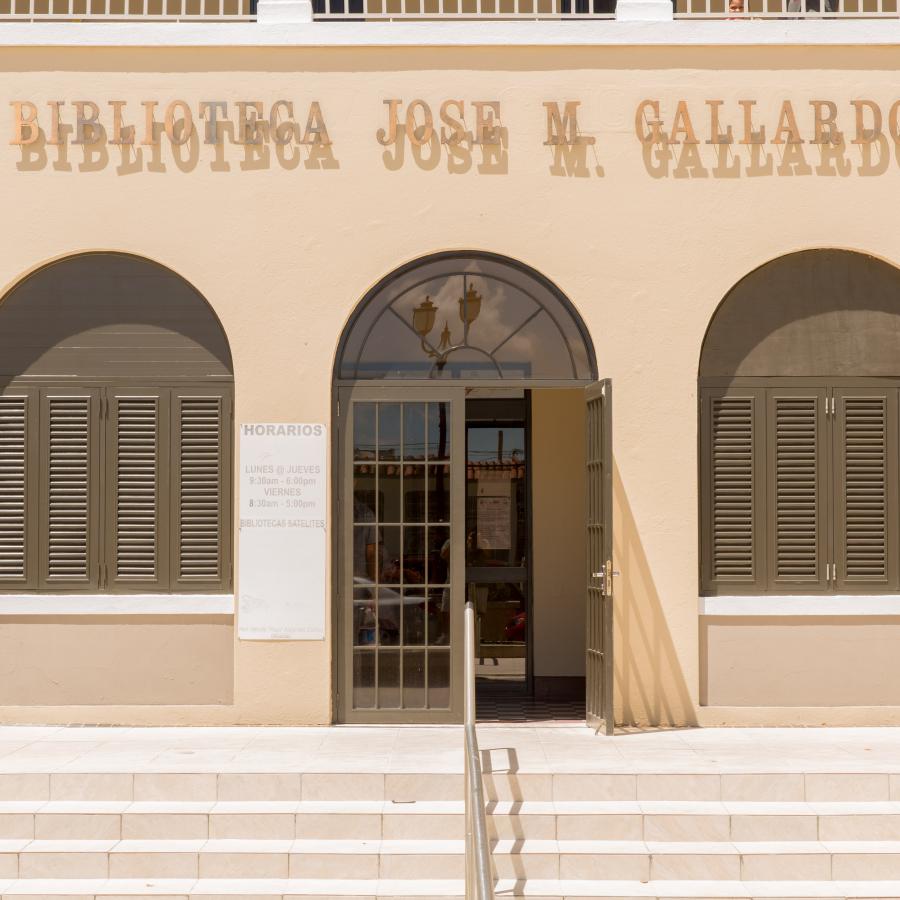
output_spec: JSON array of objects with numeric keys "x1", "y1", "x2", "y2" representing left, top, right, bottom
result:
[{"x1": 337, "y1": 253, "x2": 595, "y2": 381}]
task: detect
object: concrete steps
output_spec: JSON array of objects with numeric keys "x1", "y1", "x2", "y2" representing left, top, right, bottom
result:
[
  {"x1": 6, "y1": 799, "x2": 900, "y2": 841},
  {"x1": 3, "y1": 879, "x2": 900, "y2": 898},
  {"x1": 1, "y1": 770, "x2": 900, "y2": 898}
]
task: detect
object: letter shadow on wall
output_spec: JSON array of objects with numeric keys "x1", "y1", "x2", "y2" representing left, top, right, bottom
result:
[
  {"x1": 640, "y1": 137, "x2": 884, "y2": 180},
  {"x1": 15, "y1": 122, "x2": 339, "y2": 175},
  {"x1": 546, "y1": 142, "x2": 604, "y2": 178},
  {"x1": 381, "y1": 129, "x2": 509, "y2": 175}
]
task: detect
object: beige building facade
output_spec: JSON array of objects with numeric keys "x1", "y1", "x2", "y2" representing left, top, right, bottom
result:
[{"x1": 1, "y1": 23, "x2": 900, "y2": 727}]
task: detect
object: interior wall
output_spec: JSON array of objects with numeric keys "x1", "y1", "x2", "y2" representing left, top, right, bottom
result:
[{"x1": 530, "y1": 389, "x2": 586, "y2": 685}]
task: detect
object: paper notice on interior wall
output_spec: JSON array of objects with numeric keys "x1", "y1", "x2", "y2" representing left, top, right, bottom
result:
[
  {"x1": 477, "y1": 495, "x2": 511, "y2": 550},
  {"x1": 238, "y1": 424, "x2": 327, "y2": 640}
]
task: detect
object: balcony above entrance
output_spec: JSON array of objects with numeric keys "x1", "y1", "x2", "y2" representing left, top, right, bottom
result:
[{"x1": 2, "y1": 0, "x2": 899, "y2": 30}]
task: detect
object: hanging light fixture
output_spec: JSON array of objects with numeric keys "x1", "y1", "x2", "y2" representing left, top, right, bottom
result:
[
  {"x1": 412, "y1": 296, "x2": 437, "y2": 338},
  {"x1": 412, "y1": 277, "x2": 485, "y2": 369},
  {"x1": 458, "y1": 284, "x2": 482, "y2": 326}
]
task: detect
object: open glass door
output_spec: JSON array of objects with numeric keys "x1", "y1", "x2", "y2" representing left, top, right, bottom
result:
[
  {"x1": 586, "y1": 380, "x2": 614, "y2": 735},
  {"x1": 337, "y1": 385, "x2": 466, "y2": 723}
]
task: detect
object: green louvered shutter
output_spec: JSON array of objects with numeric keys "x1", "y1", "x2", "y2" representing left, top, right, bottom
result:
[
  {"x1": 171, "y1": 388, "x2": 232, "y2": 591},
  {"x1": 700, "y1": 387, "x2": 765, "y2": 594},
  {"x1": 833, "y1": 387, "x2": 899, "y2": 592},
  {"x1": 0, "y1": 389, "x2": 37, "y2": 587},
  {"x1": 106, "y1": 389, "x2": 171, "y2": 591},
  {"x1": 766, "y1": 387, "x2": 828, "y2": 592},
  {"x1": 39, "y1": 387, "x2": 101, "y2": 591}
]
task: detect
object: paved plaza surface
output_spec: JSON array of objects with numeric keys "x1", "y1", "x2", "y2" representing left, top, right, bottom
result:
[{"x1": 0, "y1": 725, "x2": 899, "y2": 775}]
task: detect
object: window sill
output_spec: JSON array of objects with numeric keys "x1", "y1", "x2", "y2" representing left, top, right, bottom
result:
[
  {"x1": 700, "y1": 595, "x2": 900, "y2": 616},
  {"x1": 0, "y1": 594, "x2": 234, "y2": 615}
]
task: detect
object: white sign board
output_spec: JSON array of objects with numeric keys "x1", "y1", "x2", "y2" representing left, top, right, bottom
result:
[{"x1": 238, "y1": 424, "x2": 327, "y2": 640}]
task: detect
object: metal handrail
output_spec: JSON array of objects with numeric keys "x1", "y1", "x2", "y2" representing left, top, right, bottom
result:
[{"x1": 464, "y1": 597, "x2": 494, "y2": 900}]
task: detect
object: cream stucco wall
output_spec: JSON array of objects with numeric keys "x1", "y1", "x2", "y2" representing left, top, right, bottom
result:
[{"x1": 2, "y1": 44, "x2": 900, "y2": 724}]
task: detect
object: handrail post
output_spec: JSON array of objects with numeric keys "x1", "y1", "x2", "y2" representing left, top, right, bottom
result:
[
  {"x1": 464, "y1": 593, "x2": 476, "y2": 894},
  {"x1": 464, "y1": 594, "x2": 494, "y2": 900}
]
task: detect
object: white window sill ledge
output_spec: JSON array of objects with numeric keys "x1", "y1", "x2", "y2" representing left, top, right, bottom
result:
[
  {"x1": 0, "y1": 594, "x2": 234, "y2": 615},
  {"x1": 700, "y1": 595, "x2": 900, "y2": 616}
]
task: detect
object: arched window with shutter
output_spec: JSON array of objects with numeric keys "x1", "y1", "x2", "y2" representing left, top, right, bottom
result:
[
  {"x1": 0, "y1": 253, "x2": 233, "y2": 594},
  {"x1": 700, "y1": 249, "x2": 900, "y2": 596}
]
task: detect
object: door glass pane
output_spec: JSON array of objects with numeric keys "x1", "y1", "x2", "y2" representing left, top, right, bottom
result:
[
  {"x1": 378, "y1": 403, "x2": 402, "y2": 460},
  {"x1": 380, "y1": 526, "x2": 401, "y2": 584},
  {"x1": 471, "y1": 581, "x2": 526, "y2": 684},
  {"x1": 350, "y1": 399, "x2": 454, "y2": 714},
  {"x1": 403, "y1": 525, "x2": 427, "y2": 585},
  {"x1": 353, "y1": 586, "x2": 377, "y2": 646},
  {"x1": 403, "y1": 650, "x2": 426, "y2": 708},
  {"x1": 428, "y1": 649, "x2": 451, "y2": 708},
  {"x1": 428, "y1": 403, "x2": 451, "y2": 459},
  {"x1": 379, "y1": 465, "x2": 401, "y2": 523},
  {"x1": 378, "y1": 588, "x2": 401, "y2": 646},
  {"x1": 378, "y1": 650, "x2": 401, "y2": 708},
  {"x1": 403, "y1": 465, "x2": 427, "y2": 522},
  {"x1": 428, "y1": 526, "x2": 450, "y2": 585},
  {"x1": 353, "y1": 524, "x2": 377, "y2": 581},
  {"x1": 428, "y1": 465, "x2": 451, "y2": 522},
  {"x1": 353, "y1": 651, "x2": 376, "y2": 708},
  {"x1": 354, "y1": 404, "x2": 376, "y2": 461},
  {"x1": 403, "y1": 590, "x2": 427, "y2": 645},
  {"x1": 404, "y1": 404, "x2": 427, "y2": 462}
]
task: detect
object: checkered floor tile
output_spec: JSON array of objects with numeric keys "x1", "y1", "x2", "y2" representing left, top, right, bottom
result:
[{"x1": 475, "y1": 683, "x2": 585, "y2": 723}]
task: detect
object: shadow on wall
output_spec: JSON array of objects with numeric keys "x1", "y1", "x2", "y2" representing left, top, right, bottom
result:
[
  {"x1": 613, "y1": 462, "x2": 698, "y2": 728},
  {"x1": 0, "y1": 253, "x2": 233, "y2": 386}
]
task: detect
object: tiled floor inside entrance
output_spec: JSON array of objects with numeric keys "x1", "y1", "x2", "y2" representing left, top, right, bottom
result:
[{"x1": 476, "y1": 683, "x2": 585, "y2": 723}]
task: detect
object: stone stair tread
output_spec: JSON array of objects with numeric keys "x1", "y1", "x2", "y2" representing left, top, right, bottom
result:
[
  {"x1": 19, "y1": 839, "x2": 119, "y2": 853},
  {"x1": 12, "y1": 837, "x2": 900, "y2": 853},
  {"x1": 35, "y1": 802, "x2": 135, "y2": 814},
  {"x1": 0, "y1": 841, "x2": 28, "y2": 853},
  {"x1": 9, "y1": 799, "x2": 900, "y2": 816},
  {"x1": 5, "y1": 880, "x2": 900, "y2": 898}
]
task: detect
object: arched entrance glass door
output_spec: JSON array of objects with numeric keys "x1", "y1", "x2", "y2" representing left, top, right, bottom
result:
[{"x1": 334, "y1": 252, "x2": 608, "y2": 725}]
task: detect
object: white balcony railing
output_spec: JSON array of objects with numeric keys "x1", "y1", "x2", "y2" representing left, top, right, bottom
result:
[
  {"x1": 0, "y1": 0, "x2": 254, "y2": 19},
  {"x1": 312, "y1": 0, "x2": 614, "y2": 17},
  {"x1": 0, "y1": 0, "x2": 896, "y2": 22},
  {"x1": 675, "y1": 0, "x2": 896, "y2": 15}
]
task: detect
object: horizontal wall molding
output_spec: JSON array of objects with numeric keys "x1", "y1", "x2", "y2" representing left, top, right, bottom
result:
[
  {"x1": 0, "y1": 594, "x2": 235, "y2": 616},
  {"x1": 700, "y1": 595, "x2": 900, "y2": 616},
  {"x1": 0, "y1": 20, "x2": 899, "y2": 47}
]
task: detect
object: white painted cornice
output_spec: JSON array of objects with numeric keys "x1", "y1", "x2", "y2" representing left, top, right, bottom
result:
[{"x1": 0, "y1": 18, "x2": 899, "y2": 46}]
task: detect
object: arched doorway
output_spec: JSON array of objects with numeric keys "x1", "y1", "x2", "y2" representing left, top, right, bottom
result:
[
  {"x1": 699, "y1": 249, "x2": 900, "y2": 597},
  {"x1": 333, "y1": 251, "x2": 611, "y2": 727},
  {"x1": 0, "y1": 252, "x2": 233, "y2": 595}
]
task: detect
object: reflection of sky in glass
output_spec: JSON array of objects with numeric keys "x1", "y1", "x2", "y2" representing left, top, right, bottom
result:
[
  {"x1": 338, "y1": 259, "x2": 593, "y2": 381},
  {"x1": 467, "y1": 427, "x2": 526, "y2": 463}
]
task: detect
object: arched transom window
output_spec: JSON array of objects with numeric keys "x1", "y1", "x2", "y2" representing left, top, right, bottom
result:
[{"x1": 336, "y1": 253, "x2": 595, "y2": 382}]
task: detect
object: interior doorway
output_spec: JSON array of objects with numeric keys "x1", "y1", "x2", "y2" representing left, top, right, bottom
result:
[{"x1": 465, "y1": 395, "x2": 532, "y2": 715}]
